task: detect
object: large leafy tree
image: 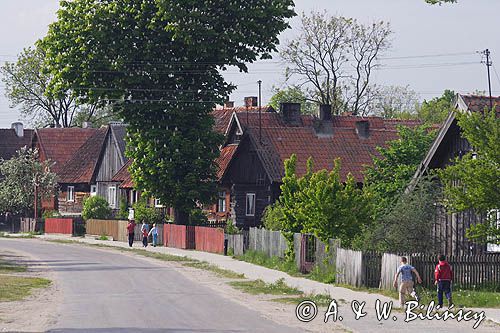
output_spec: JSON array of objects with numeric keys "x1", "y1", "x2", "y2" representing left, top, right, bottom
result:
[
  {"x1": 41, "y1": 0, "x2": 294, "y2": 224},
  {"x1": 439, "y1": 107, "x2": 500, "y2": 244},
  {"x1": 417, "y1": 90, "x2": 456, "y2": 125},
  {"x1": 1, "y1": 45, "x2": 108, "y2": 128},
  {"x1": 269, "y1": 86, "x2": 316, "y2": 114},
  {"x1": 363, "y1": 125, "x2": 436, "y2": 218},
  {"x1": 354, "y1": 177, "x2": 441, "y2": 253},
  {"x1": 0, "y1": 148, "x2": 57, "y2": 216},
  {"x1": 263, "y1": 155, "x2": 372, "y2": 250}
]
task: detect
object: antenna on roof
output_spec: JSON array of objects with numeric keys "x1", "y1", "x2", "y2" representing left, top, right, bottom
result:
[
  {"x1": 480, "y1": 49, "x2": 493, "y2": 111},
  {"x1": 258, "y1": 80, "x2": 262, "y2": 144}
]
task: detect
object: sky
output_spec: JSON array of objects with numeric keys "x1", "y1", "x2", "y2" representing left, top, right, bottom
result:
[{"x1": 1, "y1": 0, "x2": 500, "y2": 127}]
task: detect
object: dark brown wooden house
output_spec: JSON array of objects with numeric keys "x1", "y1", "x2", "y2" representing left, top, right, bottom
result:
[
  {"x1": 220, "y1": 103, "x2": 422, "y2": 229},
  {"x1": 411, "y1": 94, "x2": 500, "y2": 255}
]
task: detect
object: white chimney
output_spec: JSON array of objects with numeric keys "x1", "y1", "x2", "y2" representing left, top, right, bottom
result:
[
  {"x1": 82, "y1": 122, "x2": 93, "y2": 129},
  {"x1": 11, "y1": 122, "x2": 24, "y2": 138}
]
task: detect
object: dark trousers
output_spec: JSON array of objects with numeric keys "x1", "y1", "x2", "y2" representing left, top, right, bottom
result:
[
  {"x1": 142, "y1": 236, "x2": 148, "y2": 247},
  {"x1": 437, "y1": 280, "x2": 452, "y2": 306},
  {"x1": 128, "y1": 233, "x2": 134, "y2": 247}
]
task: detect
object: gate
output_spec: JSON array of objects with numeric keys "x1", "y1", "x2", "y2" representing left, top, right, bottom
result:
[{"x1": 299, "y1": 234, "x2": 316, "y2": 273}]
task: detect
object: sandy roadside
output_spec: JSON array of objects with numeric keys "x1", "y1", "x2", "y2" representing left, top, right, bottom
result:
[{"x1": 0, "y1": 247, "x2": 61, "y2": 333}]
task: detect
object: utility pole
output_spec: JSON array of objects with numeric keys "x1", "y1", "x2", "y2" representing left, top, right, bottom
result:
[
  {"x1": 258, "y1": 80, "x2": 262, "y2": 144},
  {"x1": 481, "y1": 49, "x2": 493, "y2": 110}
]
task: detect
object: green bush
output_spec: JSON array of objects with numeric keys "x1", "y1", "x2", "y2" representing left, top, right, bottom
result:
[
  {"x1": 133, "y1": 199, "x2": 162, "y2": 224},
  {"x1": 225, "y1": 220, "x2": 240, "y2": 234},
  {"x1": 262, "y1": 204, "x2": 284, "y2": 231},
  {"x1": 189, "y1": 208, "x2": 208, "y2": 225},
  {"x1": 117, "y1": 197, "x2": 129, "y2": 220},
  {"x1": 42, "y1": 210, "x2": 61, "y2": 219},
  {"x1": 82, "y1": 196, "x2": 112, "y2": 221}
]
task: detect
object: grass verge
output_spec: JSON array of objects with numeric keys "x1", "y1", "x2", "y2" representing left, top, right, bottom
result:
[
  {"x1": 235, "y1": 250, "x2": 335, "y2": 284},
  {"x1": 229, "y1": 278, "x2": 301, "y2": 295},
  {"x1": 0, "y1": 259, "x2": 27, "y2": 274},
  {"x1": 271, "y1": 293, "x2": 342, "y2": 307},
  {"x1": 0, "y1": 275, "x2": 51, "y2": 302},
  {"x1": 182, "y1": 261, "x2": 244, "y2": 279},
  {"x1": 340, "y1": 284, "x2": 500, "y2": 309}
]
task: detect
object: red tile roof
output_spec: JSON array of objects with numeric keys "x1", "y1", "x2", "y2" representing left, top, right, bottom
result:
[
  {"x1": 113, "y1": 159, "x2": 134, "y2": 189},
  {"x1": 215, "y1": 144, "x2": 238, "y2": 180},
  {"x1": 461, "y1": 94, "x2": 500, "y2": 113},
  {"x1": 58, "y1": 128, "x2": 108, "y2": 184},
  {"x1": 35, "y1": 128, "x2": 98, "y2": 174},
  {"x1": 236, "y1": 113, "x2": 421, "y2": 183},
  {"x1": 212, "y1": 106, "x2": 275, "y2": 134},
  {"x1": 0, "y1": 128, "x2": 34, "y2": 160}
]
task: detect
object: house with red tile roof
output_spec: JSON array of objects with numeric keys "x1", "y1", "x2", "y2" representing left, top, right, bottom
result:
[
  {"x1": 33, "y1": 123, "x2": 128, "y2": 216},
  {"x1": 410, "y1": 94, "x2": 500, "y2": 255},
  {"x1": 220, "y1": 103, "x2": 422, "y2": 229},
  {"x1": 0, "y1": 123, "x2": 33, "y2": 162}
]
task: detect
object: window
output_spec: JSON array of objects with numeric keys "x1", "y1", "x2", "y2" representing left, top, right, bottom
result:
[
  {"x1": 487, "y1": 209, "x2": 500, "y2": 253},
  {"x1": 246, "y1": 193, "x2": 255, "y2": 216},
  {"x1": 217, "y1": 191, "x2": 226, "y2": 213},
  {"x1": 67, "y1": 186, "x2": 75, "y2": 202},
  {"x1": 108, "y1": 186, "x2": 117, "y2": 209},
  {"x1": 90, "y1": 185, "x2": 97, "y2": 196},
  {"x1": 154, "y1": 198, "x2": 163, "y2": 208},
  {"x1": 130, "y1": 190, "x2": 139, "y2": 204}
]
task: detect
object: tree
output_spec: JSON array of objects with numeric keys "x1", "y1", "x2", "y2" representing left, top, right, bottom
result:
[
  {"x1": 439, "y1": 107, "x2": 500, "y2": 244},
  {"x1": 416, "y1": 90, "x2": 456, "y2": 125},
  {"x1": 265, "y1": 155, "x2": 372, "y2": 250},
  {"x1": 370, "y1": 85, "x2": 420, "y2": 119},
  {"x1": 1, "y1": 45, "x2": 106, "y2": 128},
  {"x1": 281, "y1": 12, "x2": 392, "y2": 115},
  {"x1": 82, "y1": 196, "x2": 112, "y2": 221},
  {"x1": 41, "y1": 0, "x2": 295, "y2": 224},
  {"x1": 363, "y1": 125, "x2": 436, "y2": 218},
  {"x1": 353, "y1": 177, "x2": 441, "y2": 253},
  {"x1": 0, "y1": 147, "x2": 57, "y2": 216},
  {"x1": 269, "y1": 86, "x2": 316, "y2": 114}
]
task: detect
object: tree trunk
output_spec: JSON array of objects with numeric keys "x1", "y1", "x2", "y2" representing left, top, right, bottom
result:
[{"x1": 174, "y1": 209, "x2": 189, "y2": 225}]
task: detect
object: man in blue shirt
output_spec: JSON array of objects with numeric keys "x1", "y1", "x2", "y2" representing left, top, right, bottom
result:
[{"x1": 393, "y1": 256, "x2": 422, "y2": 307}]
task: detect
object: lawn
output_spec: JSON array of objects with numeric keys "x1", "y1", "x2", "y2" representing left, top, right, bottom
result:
[
  {"x1": 0, "y1": 254, "x2": 51, "y2": 302},
  {"x1": 0, "y1": 275, "x2": 51, "y2": 302}
]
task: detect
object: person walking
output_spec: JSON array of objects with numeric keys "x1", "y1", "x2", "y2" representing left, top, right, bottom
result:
[
  {"x1": 126, "y1": 219, "x2": 136, "y2": 247},
  {"x1": 435, "y1": 254, "x2": 454, "y2": 308},
  {"x1": 148, "y1": 223, "x2": 158, "y2": 247},
  {"x1": 141, "y1": 226, "x2": 149, "y2": 247},
  {"x1": 393, "y1": 256, "x2": 422, "y2": 308}
]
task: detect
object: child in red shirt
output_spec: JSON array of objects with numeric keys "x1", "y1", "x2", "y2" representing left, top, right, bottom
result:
[{"x1": 435, "y1": 254, "x2": 454, "y2": 307}]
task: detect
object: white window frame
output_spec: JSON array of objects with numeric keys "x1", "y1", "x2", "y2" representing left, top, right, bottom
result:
[
  {"x1": 154, "y1": 198, "x2": 163, "y2": 208},
  {"x1": 67, "y1": 186, "x2": 75, "y2": 202},
  {"x1": 217, "y1": 191, "x2": 226, "y2": 213},
  {"x1": 487, "y1": 209, "x2": 500, "y2": 253},
  {"x1": 90, "y1": 185, "x2": 97, "y2": 196},
  {"x1": 130, "y1": 190, "x2": 139, "y2": 204},
  {"x1": 245, "y1": 193, "x2": 256, "y2": 216},
  {"x1": 108, "y1": 186, "x2": 117, "y2": 209}
]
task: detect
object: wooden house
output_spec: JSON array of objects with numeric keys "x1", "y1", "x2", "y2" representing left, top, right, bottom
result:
[
  {"x1": 0, "y1": 123, "x2": 33, "y2": 161},
  {"x1": 220, "y1": 103, "x2": 422, "y2": 229},
  {"x1": 411, "y1": 94, "x2": 500, "y2": 255},
  {"x1": 33, "y1": 127, "x2": 99, "y2": 214}
]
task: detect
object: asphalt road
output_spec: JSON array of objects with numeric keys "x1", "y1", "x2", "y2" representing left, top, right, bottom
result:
[{"x1": 0, "y1": 239, "x2": 301, "y2": 333}]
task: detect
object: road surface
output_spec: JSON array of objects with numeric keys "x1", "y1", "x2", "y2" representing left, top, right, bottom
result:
[{"x1": 0, "y1": 238, "x2": 302, "y2": 333}]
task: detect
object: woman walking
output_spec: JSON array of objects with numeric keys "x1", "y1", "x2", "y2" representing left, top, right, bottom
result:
[
  {"x1": 126, "y1": 219, "x2": 136, "y2": 247},
  {"x1": 148, "y1": 223, "x2": 159, "y2": 247}
]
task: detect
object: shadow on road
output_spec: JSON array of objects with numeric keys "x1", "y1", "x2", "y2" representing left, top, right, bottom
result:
[{"x1": 46, "y1": 328, "x2": 246, "y2": 332}]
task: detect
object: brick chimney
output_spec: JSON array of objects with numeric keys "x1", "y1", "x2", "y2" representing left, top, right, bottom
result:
[
  {"x1": 244, "y1": 96, "x2": 258, "y2": 108},
  {"x1": 319, "y1": 104, "x2": 332, "y2": 121},
  {"x1": 355, "y1": 120, "x2": 370, "y2": 139},
  {"x1": 224, "y1": 101, "x2": 235, "y2": 108},
  {"x1": 11, "y1": 122, "x2": 24, "y2": 137},
  {"x1": 280, "y1": 103, "x2": 302, "y2": 126}
]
